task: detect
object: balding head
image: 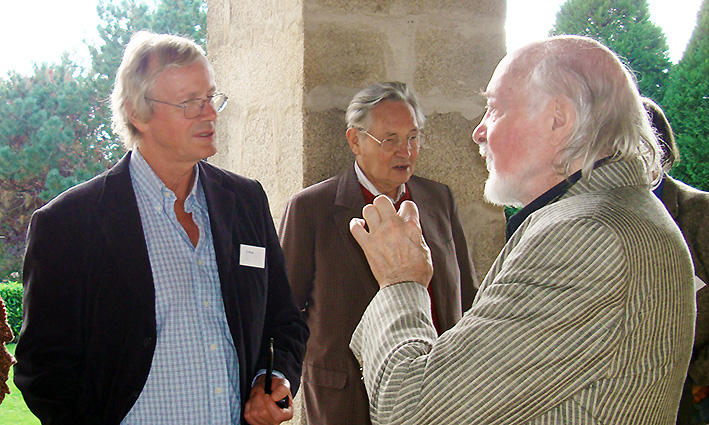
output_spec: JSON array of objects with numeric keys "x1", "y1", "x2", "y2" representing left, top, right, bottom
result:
[{"x1": 509, "y1": 36, "x2": 661, "y2": 183}]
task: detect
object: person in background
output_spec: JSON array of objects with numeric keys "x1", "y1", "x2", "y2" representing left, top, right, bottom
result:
[
  {"x1": 14, "y1": 31, "x2": 308, "y2": 425},
  {"x1": 279, "y1": 81, "x2": 477, "y2": 425},
  {"x1": 348, "y1": 36, "x2": 695, "y2": 424},
  {"x1": 644, "y1": 97, "x2": 709, "y2": 425},
  {"x1": 0, "y1": 295, "x2": 15, "y2": 404}
]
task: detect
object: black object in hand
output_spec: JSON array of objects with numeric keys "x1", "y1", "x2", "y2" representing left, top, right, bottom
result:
[{"x1": 265, "y1": 337, "x2": 290, "y2": 409}]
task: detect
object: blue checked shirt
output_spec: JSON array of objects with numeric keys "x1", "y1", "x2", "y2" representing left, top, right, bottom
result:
[{"x1": 121, "y1": 149, "x2": 240, "y2": 424}]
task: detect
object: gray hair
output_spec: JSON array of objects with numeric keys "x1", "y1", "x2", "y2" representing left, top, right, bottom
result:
[
  {"x1": 110, "y1": 31, "x2": 209, "y2": 150},
  {"x1": 514, "y1": 36, "x2": 661, "y2": 184},
  {"x1": 643, "y1": 97, "x2": 679, "y2": 172},
  {"x1": 345, "y1": 82, "x2": 426, "y2": 130}
]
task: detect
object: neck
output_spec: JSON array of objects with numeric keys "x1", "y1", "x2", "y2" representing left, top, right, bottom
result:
[
  {"x1": 378, "y1": 186, "x2": 399, "y2": 200},
  {"x1": 521, "y1": 157, "x2": 584, "y2": 206},
  {"x1": 135, "y1": 147, "x2": 197, "y2": 201}
]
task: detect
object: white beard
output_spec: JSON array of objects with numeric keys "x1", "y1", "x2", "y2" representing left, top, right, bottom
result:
[
  {"x1": 484, "y1": 170, "x2": 524, "y2": 208},
  {"x1": 480, "y1": 149, "x2": 525, "y2": 208}
]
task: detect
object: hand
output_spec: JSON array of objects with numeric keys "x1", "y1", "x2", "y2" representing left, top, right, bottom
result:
[
  {"x1": 244, "y1": 375, "x2": 293, "y2": 425},
  {"x1": 350, "y1": 195, "x2": 434, "y2": 289}
]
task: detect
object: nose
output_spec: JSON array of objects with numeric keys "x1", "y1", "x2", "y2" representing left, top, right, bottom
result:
[
  {"x1": 395, "y1": 138, "x2": 414, "y2": 157},
  {"x1": 200, "y1": 100, "x2": 218, "y2": 120},
  {"x1": 472, "y1": 122, "x2": 486, "y2": 145}
]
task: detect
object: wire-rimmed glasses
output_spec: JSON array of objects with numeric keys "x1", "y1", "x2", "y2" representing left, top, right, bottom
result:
[
  {"x1": 357, "y1": 128, "x2": 424, "y2": 152},
  {"x1": 144, "y1": 93, "x2": 228, "y2": 119}
]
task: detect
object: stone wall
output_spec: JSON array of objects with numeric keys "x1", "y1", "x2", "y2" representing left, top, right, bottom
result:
[
  {"x1": 207, "y1": 1, "x2": 507, "y2": 423},
  {"x1": 207, "y1": 0, "x2": 306, "y2": 215},
  {"x1": 207, "y1": 0, "x2": 508, "y2": 282}
]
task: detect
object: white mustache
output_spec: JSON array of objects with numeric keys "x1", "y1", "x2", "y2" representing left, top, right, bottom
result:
[
  {"x1": 478, "y1": 145, "x2": 488, "y2": 158},
  {"x1": 478, "y1": 144, "x2": 493, "y2": 172}
]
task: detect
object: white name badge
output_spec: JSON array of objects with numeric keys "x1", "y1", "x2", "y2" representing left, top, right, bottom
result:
[
  {"x1": 240, "y1": 244, "x2": 266, "y2": 269},
  {"x1": 695, "y1": 275, "x2": 706, "y2": 293}
]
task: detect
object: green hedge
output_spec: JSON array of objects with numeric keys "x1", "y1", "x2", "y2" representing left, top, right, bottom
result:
[{"x1": 1, "y1": 280, "x2": 23, "y2": 343}]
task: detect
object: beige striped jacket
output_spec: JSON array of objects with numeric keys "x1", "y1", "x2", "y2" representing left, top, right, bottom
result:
[{"x1": 351, "y1": 159, "x2": 695, "y2": 424}]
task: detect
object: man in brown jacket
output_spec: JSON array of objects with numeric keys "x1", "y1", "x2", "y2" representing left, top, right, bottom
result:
[
  {"x1": 279, "y1": 82, "x2": 477, "y2": 425},
  {"x1": 644, "y1": 98, "x2": 709, "y2": 424}
]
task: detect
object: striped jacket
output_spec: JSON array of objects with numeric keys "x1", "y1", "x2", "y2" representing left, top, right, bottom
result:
[{"x1": 351, "y1": 159, "x2": 695, "y2": 424}]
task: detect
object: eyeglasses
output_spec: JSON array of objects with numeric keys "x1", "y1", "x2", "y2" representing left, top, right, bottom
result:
[
  {"x1": 144, "y1": 93, "x2": 228, "y2": 119},
  {"x1": 357, "y1": 128, "x2": 424, "y2": 152}
]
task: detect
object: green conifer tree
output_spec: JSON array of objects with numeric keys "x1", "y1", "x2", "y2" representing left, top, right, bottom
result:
[
  {"x1": 663, "y1": 0, "x2": 709, "y2": 190},
  {"x1": 550, "y1": 0, "x2": 672, "y2": 103},
  {"x1": 0, "y1": 0, "x2": 207, "y2": 277}
]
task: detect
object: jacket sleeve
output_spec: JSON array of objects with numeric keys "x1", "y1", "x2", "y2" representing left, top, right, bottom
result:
[
  {"x1": 350, "y1": 218, "x2": 633, "y2": 424},
  {"x1": 258, "y1": 185, "x2": 309, "y2": 396},
  {"x1": 683, "y1": 189, "x2": 709, "y2": 385},
  {"x1": 278, "y1": 194, "x2": 316, "y2": 317},
  {"x1": 14, "y1": 207, "x2": 98, "y2": 424}
]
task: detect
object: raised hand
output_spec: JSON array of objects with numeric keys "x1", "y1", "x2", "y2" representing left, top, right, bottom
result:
[{"x1": 350, "y1": 195, "x2": 434, "y2": 289}]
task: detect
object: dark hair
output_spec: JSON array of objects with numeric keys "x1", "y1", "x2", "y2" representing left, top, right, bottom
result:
[{"x1": 642, "y1": 97, "x2": 679, "y2": 171}]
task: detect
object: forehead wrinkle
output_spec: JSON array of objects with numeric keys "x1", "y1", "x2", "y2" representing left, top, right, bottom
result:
[
  {"x1": 157, "y1": 65, "x2": 215, "y2": 101},
  {"x1": 182, "y1": 84, "x2": 217, "y2": 100}
]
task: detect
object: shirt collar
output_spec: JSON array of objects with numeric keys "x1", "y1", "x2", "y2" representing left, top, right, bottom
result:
[
  {"x1": 505, "y1": 157, "x2": 613, "y2": 240},
  {"x1": 129, "y1": 148, "x2": 203, "y2": 214},
  {"x1": 353, "y1": 161, "x2": 407, "y2": 203},
  {"x1": 505, "y1": 170, "x2": 581, "y2": 240}
]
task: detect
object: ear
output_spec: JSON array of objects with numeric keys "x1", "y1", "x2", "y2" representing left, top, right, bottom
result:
[
  {"x1": 346, "y1": 127, "x2": 362, "y2": 156},
  {"x1": 126, "y1": 100, "x2": 149, "y2": 133},
  {"x1": 549, "y1": 96, "x2": 575, "y2": 145}
]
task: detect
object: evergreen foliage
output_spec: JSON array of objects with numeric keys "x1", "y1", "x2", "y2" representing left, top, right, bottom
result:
[
  {"x1": 89, "y1": 0, "x2": 207, "y2": 101},
  {"x1": 0, "y1": 58, "x2": 120, "y2": 277},
  {"x1": 0, "y1": 281, "x2": 23, "y2": 342},
  {"x1": 0, "y1": 0, "x2": 207, "y2": 278},
  {"x1": 663, "y1": 0, "x2": 709, "y2": 191},
  {"x1": 550, "y1": 0, "x2": 672, "y2": 103}
]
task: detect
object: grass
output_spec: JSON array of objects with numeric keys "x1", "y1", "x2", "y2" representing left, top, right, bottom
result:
[{"x1": 0, "y1": 344, "x2": 39, "y2": 425}]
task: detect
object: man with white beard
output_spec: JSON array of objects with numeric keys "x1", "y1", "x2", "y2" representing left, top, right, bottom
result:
[{"x1": 347, "y1": 35, "x2": 696, "y2": 424}]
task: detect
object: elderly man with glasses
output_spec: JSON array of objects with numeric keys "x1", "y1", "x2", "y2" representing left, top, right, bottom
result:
[
  {"x1": 14, "y1": 31, "x2": 308, "y2": 425},
  {"x1": 279, "y1": 81, "x2": 477, "y2": 425}
]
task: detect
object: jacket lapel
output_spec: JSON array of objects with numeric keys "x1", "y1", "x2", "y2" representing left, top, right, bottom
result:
[
  {"x1": 661, "y1": 176, "x2": 680, "y2": 220},
  {"x1": 197, "y1": 163, "x2": 245, "y2": 364},
  {"x1": 198, "y1": 163, "x2": 236, "y2": 288},
  {"x1": 408, "y1": 177, "x2": 454, "y2": 323},
  {"x1": 333, "y1": 166, "x2": 380, "y2": 297},
  {"x1": 98, "y1": 152, "x2": 155, "y2": 313}
]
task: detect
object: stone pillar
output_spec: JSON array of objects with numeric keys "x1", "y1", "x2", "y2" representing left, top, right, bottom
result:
[
  {"x1": 207, "y1": 0, "x2": 306, "y2": 211},
  {"x1": 207, "y1": 0, "x2": 507, "y2": 293},
  {"x1": 207, "y1": 0, "x2": 506, "y2": 278},
  {"x1": 208, "y1": 1, "x2": 507, "y2": 423}
]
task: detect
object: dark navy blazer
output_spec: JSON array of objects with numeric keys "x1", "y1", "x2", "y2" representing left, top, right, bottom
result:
[{"x1": 15, "y1": 152, "x2": 308, "y2": 424}]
